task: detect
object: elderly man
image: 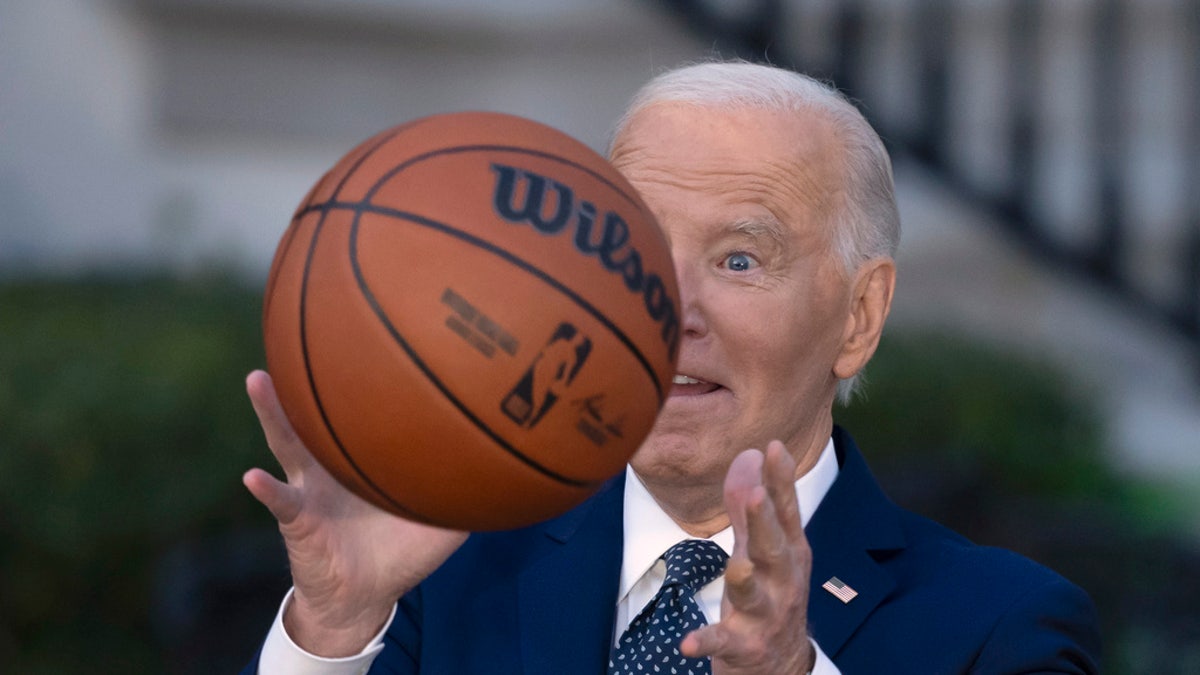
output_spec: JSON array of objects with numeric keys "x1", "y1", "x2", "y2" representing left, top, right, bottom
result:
[{"x1": 241, "y1": 61, "x2": 1100, "y2": 674}]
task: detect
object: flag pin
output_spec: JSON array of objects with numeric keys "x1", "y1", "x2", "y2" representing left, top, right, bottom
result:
[{"x1": 822, "y1": 576, "x2": 858, "y2": 604}]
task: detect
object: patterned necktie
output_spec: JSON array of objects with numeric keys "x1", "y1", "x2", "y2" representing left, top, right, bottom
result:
[{"x1": 609, "y1": 539, "x2": 729, "y2": 675}]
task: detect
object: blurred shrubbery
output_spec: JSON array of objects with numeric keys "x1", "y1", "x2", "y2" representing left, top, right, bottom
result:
[
  {"x1": 836, "y1": 332, "x2": 1200, "y2": 673},
  {"x1": 1, "y1": 276, "x2": 1196, "y2": 672},
  {"x1": 0, "y1": 275, "x2": 284, "y2": 673}
]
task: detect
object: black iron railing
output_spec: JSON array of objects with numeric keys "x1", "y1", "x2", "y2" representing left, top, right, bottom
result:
[{"x1": 654, "y1": 0, "x2": 1200, "y2": 371}]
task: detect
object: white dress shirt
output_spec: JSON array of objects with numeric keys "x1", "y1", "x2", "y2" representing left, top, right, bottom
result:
[
  {"x1": 615, "y1": 438, "x2": 841, "y2": 674},
  {"x1": 259, "y1": 437, "x2": 842, "y2": 674}
]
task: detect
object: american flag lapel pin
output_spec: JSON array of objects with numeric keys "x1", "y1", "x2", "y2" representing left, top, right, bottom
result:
[{"x1": 822, "y1": 576, "x2": 858, "y2": 604}]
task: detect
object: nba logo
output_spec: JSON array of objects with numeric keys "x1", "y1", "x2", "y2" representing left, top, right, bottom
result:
[{"x1": 502, "y1": 323, "x2": 592, "y2": 428}]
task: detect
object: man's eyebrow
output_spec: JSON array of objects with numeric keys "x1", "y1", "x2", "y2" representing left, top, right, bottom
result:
[{"x1": 729, "y1": 217, "x2": 788, "y2": 255}]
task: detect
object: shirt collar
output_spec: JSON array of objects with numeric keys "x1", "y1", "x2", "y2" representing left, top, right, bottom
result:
[{"x1": 617, "y1": 436, "x2": 839, "y2": 604}]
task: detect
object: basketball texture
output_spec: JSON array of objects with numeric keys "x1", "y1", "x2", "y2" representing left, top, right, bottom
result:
[{"x1": 262, "y1": 111, "x2": 680, "y2": 531}]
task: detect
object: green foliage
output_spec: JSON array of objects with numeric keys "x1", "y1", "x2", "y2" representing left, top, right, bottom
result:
[
  {"x1": 835, "y1": 331, "x2": 1200, "y2": 674},
  {"x1": 0, "y1": 275, "x2": 272, "y2": 673},
  {"x1": 0, "y1": 280, "x2": 1193, "y2": 673},
  {"x1": 835, "y1": 331, "x2": 1117, "y2": 500}
]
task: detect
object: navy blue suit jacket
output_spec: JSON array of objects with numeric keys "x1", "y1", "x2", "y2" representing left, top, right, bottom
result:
[{"x1": 246, "y1": 428, "x2": 1101, "y2": 674}]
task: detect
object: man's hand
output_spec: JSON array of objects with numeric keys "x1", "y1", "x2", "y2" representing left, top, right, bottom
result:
[
  {"x1": 241, "y1": 370, "x2": 468, "y2": 657},
  {"x1": 680, "y1": 440, "x2": 815, "y2": 674}
]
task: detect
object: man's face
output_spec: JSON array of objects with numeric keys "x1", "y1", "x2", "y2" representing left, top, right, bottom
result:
[{"x1": 611, "y1": 102, "x2": 857, "y2": 494}]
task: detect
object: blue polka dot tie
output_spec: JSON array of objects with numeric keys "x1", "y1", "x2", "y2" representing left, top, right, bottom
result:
[{"x1": 608, "y1": 539, "x2": 729, "y2": 675}]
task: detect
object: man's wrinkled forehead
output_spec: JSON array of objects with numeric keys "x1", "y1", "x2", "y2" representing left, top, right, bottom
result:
[
  {"x1": 611, "y1": 102, "x2": 847, "y2": 231},
  {"x1": 613, "y1": 101, "x2": 841, "y2": 159}
]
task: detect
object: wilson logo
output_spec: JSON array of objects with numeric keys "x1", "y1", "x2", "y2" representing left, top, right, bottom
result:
[{"x1": 491, "y1": 163, "x2": 679, "y2": 359}]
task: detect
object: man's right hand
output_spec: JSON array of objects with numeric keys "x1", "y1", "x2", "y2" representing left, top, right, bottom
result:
[{"x1": 241, "y1": 370, "x2": 469, "y2": 657}]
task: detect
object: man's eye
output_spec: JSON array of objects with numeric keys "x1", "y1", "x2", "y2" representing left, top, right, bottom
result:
[{"x1": 724, "y1": 252, "x2": 756, "y2": 271}]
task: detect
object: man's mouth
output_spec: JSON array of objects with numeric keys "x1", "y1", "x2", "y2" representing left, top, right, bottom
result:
[{"x1": 670, "y1": 374, "x2": 722, "y2": 395}]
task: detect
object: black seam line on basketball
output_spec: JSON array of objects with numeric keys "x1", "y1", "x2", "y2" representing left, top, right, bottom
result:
[
  {"x1": 294, "y1": 144, "x2": 644, "y2": 222},
  {"x1": 346, "y1": 208, "x2": 603, "y2": 490},
  {"x1": 296, "y1": 132, "x2": 437, "y2": 522},
  {"x1": 298, "y1": 213, "x2": 430, "y2": 521},
  {"x1": 319, "y1": 141, "x2": 666, "y2": 405},
  {"x1": 340, "y1": 200, "x2": 665, "y2": 406},
  {"x1": 328, "y1": 124, "x2": 407, "y2": 201},
  {"x1": 264, "y1": 214, "x2": 305, "y2": 314},
  {"x1": 268, "y1": 131, "x2": 374, "y2": 307}
]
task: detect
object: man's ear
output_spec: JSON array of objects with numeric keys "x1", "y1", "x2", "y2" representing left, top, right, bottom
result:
[{"x1": 833, "y1": 257, "x2": 896, "y2": 381}]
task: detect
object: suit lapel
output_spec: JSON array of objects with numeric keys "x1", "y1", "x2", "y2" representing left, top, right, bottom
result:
[
  {"x1": 518, "y1": 476, "x2": 625, "y2": 675},
  {"x1": 805, "y1": 428, "x2": 906, "y2": 657},
  {"x1": 506, "y1": 429, "x2": 902, "y2": 669}
]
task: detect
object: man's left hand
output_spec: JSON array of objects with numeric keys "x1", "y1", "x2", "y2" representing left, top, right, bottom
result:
[{"x1": 680, "y1": 440, "x2": 816, "y2": 674}]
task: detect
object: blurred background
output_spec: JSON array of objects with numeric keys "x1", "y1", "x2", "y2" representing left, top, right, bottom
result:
[{"x1": 1, "y1": 0, "x2": 1197, "y2": 672}]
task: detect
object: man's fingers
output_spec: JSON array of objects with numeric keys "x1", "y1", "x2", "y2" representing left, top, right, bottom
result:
[
  {"x1": 700, "y1": 441, "x2": 815, "y2": 672},
  {"x1": 724, "y1": 448, "x2": 764, "y2": 492},
  {"x1": 722, "y1": 556, "x2": 768, "y2": 614},
  {"x1": 246, "y1": 370, "x2": 314, "y2": 478},
  {"x1": 763, "y1": 440, "x2": 804, "y2": 542},
  {"x1": 723, "y1": 449, "x2": 764, "y2": 554},
  {"x1": 243, "y1": 467, "x2": 304, "y2": 524},
  {"x1": 722, "y1": 445, "x2": 797, "y2": 601},
  {"x1": 743, "y1": 479, "x2": 790, "y2": 575},
  {"x1": 679, "y1": 624, "x2": 720, "y2": 658}
]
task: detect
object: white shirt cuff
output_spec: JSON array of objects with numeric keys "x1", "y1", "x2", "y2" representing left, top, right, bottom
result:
[
  {"x1": 810, "y1": 637, "x2": 840, "y2": 674},
  {"x1": 257, "y1": 587, "x2": 395, "y2": 675}
]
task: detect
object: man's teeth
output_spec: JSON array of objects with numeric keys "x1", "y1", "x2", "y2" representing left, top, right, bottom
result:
[{"x1": 673, "y1": 375, "x2": 704, "y2": 385}]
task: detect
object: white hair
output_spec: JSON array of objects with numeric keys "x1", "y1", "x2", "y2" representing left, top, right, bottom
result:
[{"x1": 610, "y1": 60, "x2": 901, "y2": 404}]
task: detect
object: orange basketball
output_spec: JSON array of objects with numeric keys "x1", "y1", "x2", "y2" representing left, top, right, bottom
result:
[{"x1": 262, "y1": 111, "x2": 680, "y2": 531}]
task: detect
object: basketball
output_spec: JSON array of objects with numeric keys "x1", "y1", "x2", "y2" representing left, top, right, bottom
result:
[{"x1": 261, "y1": 111, "x2": 680, "y2": 531}]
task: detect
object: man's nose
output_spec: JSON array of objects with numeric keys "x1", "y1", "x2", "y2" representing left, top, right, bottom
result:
[{"x1": 672, "y1": 257, "x2": 707, "y2": 339}]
